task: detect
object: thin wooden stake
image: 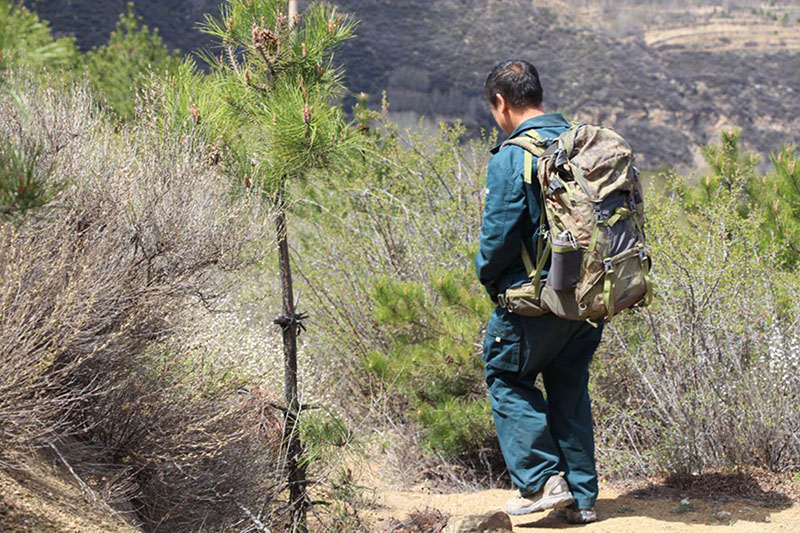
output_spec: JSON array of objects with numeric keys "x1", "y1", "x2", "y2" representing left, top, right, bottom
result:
[{"x1": 274, "y1": 188, "x2": 308, "y2": 532}]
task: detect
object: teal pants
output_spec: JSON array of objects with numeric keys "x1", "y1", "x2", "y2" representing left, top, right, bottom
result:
[{"x1": 482, "y1": 307, "x2": 603, "y2": 509}]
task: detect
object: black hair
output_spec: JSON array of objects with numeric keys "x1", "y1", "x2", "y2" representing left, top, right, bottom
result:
[{"x1": 484, "y1": 58, "x2": 543, "y2": 109}]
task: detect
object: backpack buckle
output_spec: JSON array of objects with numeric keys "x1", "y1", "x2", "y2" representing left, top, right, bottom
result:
[
  {"x1": 603, "y1": 258, "x2": 614, "y2": 274},
  {"x1": 497, "y1": 293, "x2": 508, "y2": 307},
  {"x1": 637, "y1": 245, "x2": 650, "y2": 266},
  {"x1": 593, "y1": 203, "x2": 604, "y2": 223},
  {"x1": 546, "y1": 176, "x2": 566, "y2": 197},
  {"x1": 627, "y1": 193, "x2": 637, "y2": 212}
]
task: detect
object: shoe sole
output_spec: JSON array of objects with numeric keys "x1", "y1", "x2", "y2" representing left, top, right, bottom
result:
[
  {"x1": 568, "y1": 517, "x2": 598, "y2": 524},
  {"x1": 554, "y1": 508, "x2": 599, "y2": 524},
  {"x1": 506, "y1": 493, "x2": 575, "y2": 515}
]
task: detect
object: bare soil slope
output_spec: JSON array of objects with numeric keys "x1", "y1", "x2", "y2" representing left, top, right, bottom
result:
[{"x1": 0, "y1": 458, "x2": 136, "y2": 533}]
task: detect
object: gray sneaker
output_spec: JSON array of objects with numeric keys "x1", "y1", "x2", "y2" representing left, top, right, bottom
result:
[
  {"x1": 553, "y1": 507, "x2": 598, "y2": 524},
  {"x1": 505, "y1": 473, "x2": 574, "y2": 515}
]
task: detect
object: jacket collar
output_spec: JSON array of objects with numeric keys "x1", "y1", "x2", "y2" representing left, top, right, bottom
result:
[{"x1": 490, "y1": 113, "x2": 570, "y2": 154}]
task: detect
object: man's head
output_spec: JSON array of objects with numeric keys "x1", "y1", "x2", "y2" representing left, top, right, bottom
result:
[{"x1": 484, "y1": 59, "x2": 544, "y2": 134}]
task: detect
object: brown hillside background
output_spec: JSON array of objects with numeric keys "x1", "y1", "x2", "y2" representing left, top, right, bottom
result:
[{"x1": 29, "y1": 0, "x2": 800, "y2": 170}]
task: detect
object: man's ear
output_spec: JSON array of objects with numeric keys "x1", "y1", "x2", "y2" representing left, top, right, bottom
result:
[{"x1": 493, "y1": 93, "x2": 507, "y2": 114}]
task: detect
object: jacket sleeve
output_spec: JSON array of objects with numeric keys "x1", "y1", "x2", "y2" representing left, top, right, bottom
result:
[{"x1": 474, "y1": 150, "x2": 527, "y2": 302}]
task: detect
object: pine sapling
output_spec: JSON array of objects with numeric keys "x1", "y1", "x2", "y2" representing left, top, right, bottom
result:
[{"x1": 197, "y1": 1, "x2": 356, "y2": 530}]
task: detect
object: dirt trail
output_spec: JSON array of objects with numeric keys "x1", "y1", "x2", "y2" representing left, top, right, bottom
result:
[
  {"x1": 372, "y1": 483, "x2": 799, "y2": 532},
  {"x1": 2, "y1": 448, "x2": 797, "y2": 532}
]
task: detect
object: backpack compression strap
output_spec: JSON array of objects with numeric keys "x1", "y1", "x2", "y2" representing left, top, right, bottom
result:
[{"x1": 521, "y1": 233, "x2": 551, "y2": 299}]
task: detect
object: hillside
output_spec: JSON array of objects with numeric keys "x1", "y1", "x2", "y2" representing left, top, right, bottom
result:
[
  {"x1": 325, "y1": 0, "x2": 800, "y2": 169},
  {"x1": 29, "y1": 0, "x2": 800, "y2": 169},
  {"x1": 25, "y1": 0, "x2": 217, "y2": 54}
]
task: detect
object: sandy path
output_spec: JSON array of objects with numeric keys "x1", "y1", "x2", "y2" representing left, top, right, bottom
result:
[{"x1": 372, "y1": 482, "x2": 800, "y2": 532}]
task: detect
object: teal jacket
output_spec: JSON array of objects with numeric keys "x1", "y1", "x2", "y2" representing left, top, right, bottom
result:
[{"x1": 475, "y1": 113, "x2": 572, "y2": 302}]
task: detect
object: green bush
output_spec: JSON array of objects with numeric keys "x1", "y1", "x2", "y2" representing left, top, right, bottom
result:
[
  {"x1": 678, "y1": 131, "x2": 800, "y2": 268},
  {"x1": 416, "y1": 396, "x2": 494, "y2": 457},
  {"x1": 756, "y1": 145, "x2": 800, "y2": 267},
  {"x1": 368, "y1": 270, "x2": 493, "y2": 455},
  {"x1": 86, "y1": 2, "x2": 181, "y2": 120},
  {"x1": 0, "y1": 0, "x2": 79, "y2": 75},
  {"x1": 291, "y1": 118, "x2": 501, "y2": 466}
]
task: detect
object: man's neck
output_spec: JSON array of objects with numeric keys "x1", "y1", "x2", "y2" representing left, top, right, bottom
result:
[{"x1": 510, "y1": 107, "x2": 545, "y2": 131}]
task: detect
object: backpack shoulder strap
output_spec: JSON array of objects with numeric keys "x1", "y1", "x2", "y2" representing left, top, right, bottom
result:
[
  {"x1": 500, "y1": 130, "x2": 549, "y2": 185},
  {"x1": 498, "y1": 130, "x2": 555, "y2": 296},
  {"x1": 500, "y1": 129, "x2": 548, "y2": 154}
]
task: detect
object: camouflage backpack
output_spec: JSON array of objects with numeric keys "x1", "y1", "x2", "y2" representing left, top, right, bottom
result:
[{"x1": 496, "y1": 122, "x2": 653, "y2": 321}]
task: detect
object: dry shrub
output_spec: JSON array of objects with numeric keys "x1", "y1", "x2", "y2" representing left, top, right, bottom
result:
[
  {"x1": 380, "y1": 508, "x2": 448, "y2": 533},
  {"x1": 594, "y1": 180, "x2": 800, "y2": 477},
  {"x1": 75, "y1": 342, "x2": 287, "y2": 531},
  {"x1": 0, "y1": 77, "x2": 284, "y2": 531}
]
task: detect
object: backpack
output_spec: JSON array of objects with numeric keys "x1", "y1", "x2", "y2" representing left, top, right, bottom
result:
[{"x1": 496, "y1": 122, "x2": 653, "y2": 322}]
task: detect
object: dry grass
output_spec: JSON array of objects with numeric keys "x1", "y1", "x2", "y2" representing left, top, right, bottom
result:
[
  {"x1": 0, "y1": 450, "x2": 137, "y2": 533},
  {"x1": 378, "y1": 507, "x2": 449, "y2": 533},
  {"x1": 0, "y1": 77, "x2": 289, "y2": 531}
]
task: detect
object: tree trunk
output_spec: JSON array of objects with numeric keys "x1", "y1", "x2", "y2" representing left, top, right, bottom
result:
[
  {"x1": 274, "y1": 197, "x2": 307, "y2": 532},
  {"x1": 279, "y1": 5, "x2": 304, "y2": 530}
]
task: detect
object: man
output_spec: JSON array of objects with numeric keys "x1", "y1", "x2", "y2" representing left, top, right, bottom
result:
[{"x1": 476, "y1": 58, "x2": 603, "y2": 524}]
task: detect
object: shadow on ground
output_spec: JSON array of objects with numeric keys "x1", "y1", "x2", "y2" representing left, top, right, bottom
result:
[{"x1": 515, "y1": 470, "x2": 795, "y2": 529}]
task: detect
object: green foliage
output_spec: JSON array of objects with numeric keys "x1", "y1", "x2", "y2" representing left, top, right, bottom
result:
[
  {"x1": 416, "y1": 396, "x2": 494, "y2": 456},
  {"x1": 300, "y1": 408, "x2": 356, "y2": 467},
  {"x1": 367, "y1": 270, "x2": 494, "y2": 456},
  {"x1": 85, "y1": 2, "x2": 181, "y2": 121},
  {"x1": 295, "y1": 116, "x2": 493, "y2": 457},
  {"x1": 757, "y1": 146, "x2": 800, "y2": 267},
  {"x1": 298, "y1": 408, "x2": 371, "y2": 530},
  {"x1": 0, "y1": 0, "x2": 79, "y2": 76},
  {"x1": 0, "y1": 138, "x2": 61, "y2": 219},
  {"x1": 670, "y1": 131, "x2": 800, "y2": 268},
  {"x1": 291, "y1": 115, "x2": 496, "y2": 461},
  {"x1": 156, "y1": 57, "x2": 228, "y2": 139},
  {"x1": 195, "y1": 0, "x2": 358, "y2": 194},
  {"x1": 692, "y1": 130, "x2": 760, "y2": 211},
  {"x1": 710, "y1": 132, "x2": 800, "y2": 268}
]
